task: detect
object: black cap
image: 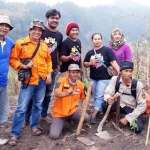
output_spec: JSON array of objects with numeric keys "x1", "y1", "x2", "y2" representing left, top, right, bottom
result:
[{"x1": 120, "y1": 60, "x2": 134, "y2": 71}]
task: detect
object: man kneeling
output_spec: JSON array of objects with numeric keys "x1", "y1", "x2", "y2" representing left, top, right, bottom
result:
[
  {"x1": 49, "y1": 64, "x2": 90, "y2": 139},
  {"x1": 102, "y1": 60, "x2": 146, "y2": 133}
]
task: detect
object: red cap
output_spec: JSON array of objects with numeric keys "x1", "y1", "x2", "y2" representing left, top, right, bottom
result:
[{"x1": 65, "y1": 22, "x2": 79, "y2": 36}]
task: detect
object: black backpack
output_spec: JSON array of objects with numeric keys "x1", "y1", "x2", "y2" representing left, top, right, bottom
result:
[{"x1": 115, "y1": 75, "x2": 137, "y2": 99}]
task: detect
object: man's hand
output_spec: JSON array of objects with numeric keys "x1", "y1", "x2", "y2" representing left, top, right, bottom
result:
[
  {"x1": 119, "y1": 118, "x2": 128, "y2": 125},
  {"x1": 107, "y1": 97, "x2": 116, "y2": 105},
  {"x1": 45, "y1": 73, "x2": 52, "y2": 84},
  {"x1": 26, "y1": 60, "x2": 37, "y2": 68},
  {"x1": 66, "y1": 88, "x2": 73, "y2": 95},
  {"x1": 54, "y1": 65, "x2": 60, "y2": 74},
  {"x1": 80, "y1": 68, "x2": 83, "y2": 77},
  {"x1": 69, "y1": 51, "x2": 77, "y2": 60}
]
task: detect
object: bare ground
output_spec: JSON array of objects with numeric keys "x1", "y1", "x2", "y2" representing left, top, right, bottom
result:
[{"x1": 0, "y1": 96, "x2": 150, "y2": 150}]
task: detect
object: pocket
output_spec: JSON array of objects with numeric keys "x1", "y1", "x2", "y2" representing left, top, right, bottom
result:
[{"x1": 39, "y1": 48, "x2": 48, "y2": 58}]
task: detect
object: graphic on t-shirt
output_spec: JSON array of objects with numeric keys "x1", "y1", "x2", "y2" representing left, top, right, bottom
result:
[
  {"x1": 90, "y1": 53, "x2": 104, "y2": 68},
  {"x1": 44, "y1": 37, "x2": 57, "y2": 53},
  {"x1": 71, "y1": 46, "x2": 81, "y2": 61}
]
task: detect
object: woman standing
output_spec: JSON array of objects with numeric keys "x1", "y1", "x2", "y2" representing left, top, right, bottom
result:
[
  {"x1": 108, "y1": 28, "x2": 132, "y2": 65},
  {"x1": 83, "y1": 33, "x2": 119, "y2": 124}
]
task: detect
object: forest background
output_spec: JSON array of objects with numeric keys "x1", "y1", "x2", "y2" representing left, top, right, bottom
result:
[{"x1": 0, "y1": 0, "x2": 150, "y2": 94}]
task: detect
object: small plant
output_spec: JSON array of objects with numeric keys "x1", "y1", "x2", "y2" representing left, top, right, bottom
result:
[
  {"x1": 130, "y1": 118, "x2": 138, "y2": 142},
  {"x1": 82, "y1": 77, "x2": 90, "y2": 89}
]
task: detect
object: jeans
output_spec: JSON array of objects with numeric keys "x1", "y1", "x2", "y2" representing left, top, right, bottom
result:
[
  {"x1": 10, "y1": 78, "x2": 46, "y2": 137},
  {"x1": 102, "y1": 101, "x2": 143, "y2": 133},
  {"x1": 25, "y1": 73, "x2": 56, "y2": 121},
  {"x1": 0, "y1": 86, "x2": 9, "y2": 124},
  {"x1": 90, "y1": 79, "x2": 109, "y2": 111}
]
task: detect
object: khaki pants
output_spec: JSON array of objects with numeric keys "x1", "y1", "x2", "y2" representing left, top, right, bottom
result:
[{"x1": 49, "y1": 110, "x2": 90, "y2": 139}]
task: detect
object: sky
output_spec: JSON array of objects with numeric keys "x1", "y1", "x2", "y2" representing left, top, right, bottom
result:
[{"x1": 5, "y1": 0, "x2": 150, "y2": 7}]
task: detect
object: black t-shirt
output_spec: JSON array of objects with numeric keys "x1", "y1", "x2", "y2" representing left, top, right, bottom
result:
[
  {"x1": 42, "y1": 26, "x2": 63, "y2": 70},
  {"x1": 60, "y1": 38, "x2": 82, "y2": 72},
  {"x1": 84, "y1": 46, "x2": 116, "y2": 80}
]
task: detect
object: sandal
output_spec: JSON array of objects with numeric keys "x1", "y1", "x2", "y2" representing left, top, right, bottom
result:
[
  {"x1": 8, "y1": 137, "x2": 18, "y2": 146},
  {"x1": 32, "y1": 127, "x2": 42, "y2": 136}
]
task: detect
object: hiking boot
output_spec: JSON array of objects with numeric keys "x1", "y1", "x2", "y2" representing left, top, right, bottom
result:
[{"x1": 90, "y1": 117, "x2": 97, "y2": 124}]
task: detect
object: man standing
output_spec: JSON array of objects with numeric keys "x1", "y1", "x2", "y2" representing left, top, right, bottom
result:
[
  {"x1": 102, "y1": 60, "x2": 146, "y2": 133},
  {"x1": 8, "y1": 19, "x2": 52, "y2": 146},
  {"x1": 59, "y1": 22, "x2": 82, "y2": 77},
  {"x1": 0, "y1": 15, "x2": 14, "y2": 124},
  {"x1": 25, "y1": 9, "x2": 63, "y2": 123},
  {"x1": 49, "y1": 64, "x2": 90, "y2": 140}
]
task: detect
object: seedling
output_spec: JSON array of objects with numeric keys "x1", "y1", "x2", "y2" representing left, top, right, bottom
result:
[{"x1": 130, "y1": 118, "x2": 138, "y2": 142}]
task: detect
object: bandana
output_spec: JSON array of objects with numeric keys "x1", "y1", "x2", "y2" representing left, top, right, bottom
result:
[
  {"x1": 68, "y1": 77, "x2": 77, "y2": 86},
  {"x1": 109, "y1": 28, "x2": 125, "y2": 50}
]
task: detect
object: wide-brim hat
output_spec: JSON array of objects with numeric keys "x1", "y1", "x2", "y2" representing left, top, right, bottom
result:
[
  {"x1": 29, "y1": 19, "x2": 45, "y2": 32},
  {"x1": 0, "y1": 15, "x2": 13, "y2": 30},
  {"x1": 68, "y1": 64, "x2": 80, "y2": 71}
]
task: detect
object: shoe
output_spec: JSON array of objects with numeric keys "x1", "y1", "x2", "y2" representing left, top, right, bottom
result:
[
  {"x1": 69, "y1": 124, "x2": 77, "y2": 132},
  {"x1": 0, "y1": 138, "x2": 8, "y2": 145},
  {"x1": 90, "y1": 117, "x2": 97, "y2": 124},
  {"x1": 39, "y1": 116, "x2": 51, "y2": 124}
]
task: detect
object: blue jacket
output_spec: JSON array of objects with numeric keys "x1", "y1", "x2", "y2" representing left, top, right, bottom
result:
[{"x1": 0, "y1": 36, "x2": 14, "y2": 87}]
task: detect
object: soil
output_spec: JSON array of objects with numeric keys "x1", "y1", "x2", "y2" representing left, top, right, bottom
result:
[{"x1": 0, "y1": 96, "x2": 150, "y2": 150}]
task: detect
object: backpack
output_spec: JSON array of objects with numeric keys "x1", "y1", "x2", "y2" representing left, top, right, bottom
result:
[{"x1": 115, "y1": 75, "x2": 138, "y2": 99}]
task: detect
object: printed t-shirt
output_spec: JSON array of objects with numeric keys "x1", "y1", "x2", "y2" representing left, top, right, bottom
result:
[
  {"x1": 60, "y1": 38, "x2": 81, "y2": 72},
  {"x1": 84, "y1": 46, "x2": 116, "y2": 80},
  {"x1": 42, "y1": 27, "x2": 63, "y2": 70}
]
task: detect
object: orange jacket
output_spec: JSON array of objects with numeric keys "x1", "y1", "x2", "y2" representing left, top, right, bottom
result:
[
  {"x1": 10, "y1": 36, "x2": 53, "y2": 85},
  {"x1": 52, "y1": 77, "x2": 85, "y2": 117}
]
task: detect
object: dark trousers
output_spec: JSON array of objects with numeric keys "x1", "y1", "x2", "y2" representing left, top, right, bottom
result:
[
  {"x1": 25, "y1": 73, "x2": 56, "y2": 121},
  {"x1": 102, "y1": 101, "x2": 143, "y2": 133}
]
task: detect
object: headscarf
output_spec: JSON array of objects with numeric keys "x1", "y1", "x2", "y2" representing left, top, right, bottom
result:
[{"x1": 109, "y1": 28, "x2": 125, "y2": 50}]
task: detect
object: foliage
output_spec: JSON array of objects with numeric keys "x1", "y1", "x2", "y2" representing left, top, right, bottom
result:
[
  {"x1": 82, "y1": 77, "x2": 90, "y2": 89},
  {"x1": 0, "y1": 1, "x2": 150, "y2": 50},
  {"x1": 130, "y1": 118, "x2": 138, "y2": 131}
]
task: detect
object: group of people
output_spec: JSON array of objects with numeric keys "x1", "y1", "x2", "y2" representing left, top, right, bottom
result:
[{"x1": 0, "y1": 8, "x2": 146, "y2": 146}]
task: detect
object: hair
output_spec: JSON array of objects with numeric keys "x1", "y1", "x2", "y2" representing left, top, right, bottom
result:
[
  {"x1": 45, "y1": 9, "x2": 61, "y2": 19},
  {"x1": 91, "y1": 33, "x2": 102, "y2": 40}
]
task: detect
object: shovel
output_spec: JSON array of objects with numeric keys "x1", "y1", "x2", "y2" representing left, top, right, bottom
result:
[
  {"x1": 96, "y1": 92, "x2": 119, "y2": 140},
  {"x1": 76, "y1": 82, "x2": 95, "y2": 146},
  {"x1": 112, "y1": 96, "x2": 131, "y2": 136}
]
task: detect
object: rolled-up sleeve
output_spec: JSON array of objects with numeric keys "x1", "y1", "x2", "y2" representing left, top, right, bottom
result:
[
  {"x1": 125, "y1": 82, "x2": 146, "y2": 123},
  {"x1": 104, "y1": 76, "x2": 117, "y2": 102}
]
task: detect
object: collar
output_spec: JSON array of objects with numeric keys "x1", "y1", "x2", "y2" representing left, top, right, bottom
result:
[
  {"x1": 24, "y1": 35, "x2": 32, "y2": 43},
  {"x1": 68, "y1": 77, "x2": 77, "y2": 86}
]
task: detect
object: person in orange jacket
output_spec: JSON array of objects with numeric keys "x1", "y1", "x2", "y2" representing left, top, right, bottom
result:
[
  {"x1": 8, "y1": 19, "x2": 53, "y2": 146},
  {"x1": 49, "y1": 64, "x2": 90, "y2": 139}
]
